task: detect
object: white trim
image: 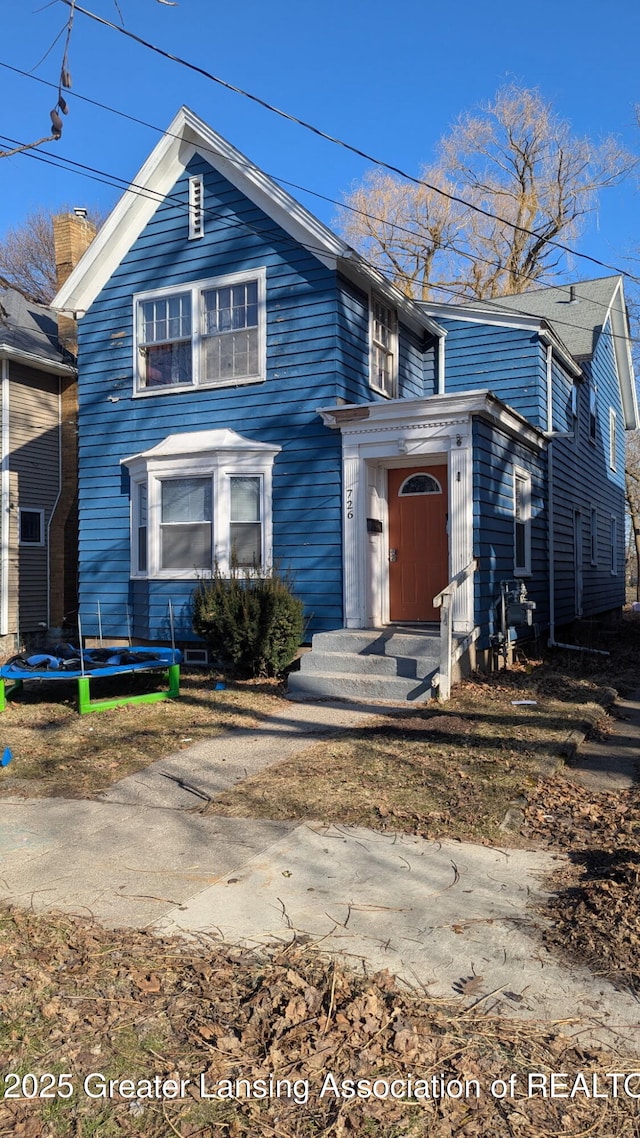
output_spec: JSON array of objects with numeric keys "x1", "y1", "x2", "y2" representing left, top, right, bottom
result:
[
  {"x1": 513, "y1": 467, "x2": 532, "y2": 577},
  {"x1": 0, "y1": 360, "x2": 9, "y2": 636},
  {"x1": 610, "y1": 514, "x2": 618, "y2": 576},
  {"x1": 18, "y1": 508, "x2": 46, "y2": 548},
  {"x1": 122, "y1": 429, "x2": 279, "y2": 580},
  {"x1": 46, "y1": 386, "x2": 63, "y2": 627},
  {"x1": 420, "y1": 302, "x2": 581, "y2": 378},
  {"x1": 369, "y1": 294, "x2": 398, "y2": 398},
  {"x1": 0, "y1": 345, "x2": 75, "y2": 377},
  {"x1": 133, "y1": 268, "x2": 266, "y2": 396},
  {"x1": 590, "y1": 506, "x2": 598, "y2": 567},
  {"x1": 609, "y1": 407, "x2": 617, "y2": 471},
  {"x1": 319, "y1": 390, "x2": 547, "y2": 452},
  {"x1": 188, "y1": 174, "x2": 204, "y2": 240},
  {"x1": 331, "y1": 399, "x2": 476, "y2": 633},
  {"x1": 51, "y1": 106, "x2": 444, "y2": 345}
]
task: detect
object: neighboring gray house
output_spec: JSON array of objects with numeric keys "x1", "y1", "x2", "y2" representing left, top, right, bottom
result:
[{"x1": 0, "y1": 288, "x2": 77, "y2": 650}]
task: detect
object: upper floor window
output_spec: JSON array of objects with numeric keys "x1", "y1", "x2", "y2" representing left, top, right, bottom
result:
[
  {"x1": 513, "y1": 468, "x2": 531, "y2": 576},
  {"x1": 370, "y1": 297, "x2": 397, "y2": 397},
  {"x1": 589, "y1": 385, "x2": 597, "y2": 442},
  {"x1": 609, "y1": 408, "x2": 617, "y2": 471},
  {"x1": 134, "y1": 270, "x2": 266, "y2": 395}
]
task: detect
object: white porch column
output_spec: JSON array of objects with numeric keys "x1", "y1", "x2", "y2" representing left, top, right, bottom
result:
[
  {"x1": 342, "y1": 451, "x2": 365, "y2": 627},
  {"x1": 448, "y1": 432, "x2": 473, "y2": 632}
]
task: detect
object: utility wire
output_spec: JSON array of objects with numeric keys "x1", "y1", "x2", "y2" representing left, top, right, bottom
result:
[
  {"x1": 1, "y1": 58, "x2": 638, "y2": 348},
  {"x1": 3, "y1": 118, "x2": 633, "y2": 355},
  {"x1": 60, "y1": 0, "x2": 639, "y2": 286},
  {"x1": 3, "y1": 121, "x2": 637, "y2": 355}
]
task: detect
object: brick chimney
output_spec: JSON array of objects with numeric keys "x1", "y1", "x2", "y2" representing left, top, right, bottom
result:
[
  {"x1": 48, "y1": 209, "x2": 96, "y2": 634},
  {"x1": 52, "y1": 208, "x2": 96, "y2": 355}
]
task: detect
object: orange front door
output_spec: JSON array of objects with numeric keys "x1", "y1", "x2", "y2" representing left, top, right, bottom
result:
[{"x1": 388, "y1": 466, "x2": 448, "y2": 623}]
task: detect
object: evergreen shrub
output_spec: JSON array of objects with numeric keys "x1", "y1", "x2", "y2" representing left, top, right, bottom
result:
[{"x1": 192, "y1": 566, "x2": 304, "y2": 678}]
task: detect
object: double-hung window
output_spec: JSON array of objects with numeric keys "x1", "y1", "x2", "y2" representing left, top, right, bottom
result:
[
  {"x1": 134, "y1": 269, "x2": 265, "y2": 395},
  {"x1": 124, "y1": 430, "x2": 279, "y2": 580},
  {"x1": 609, "y1": 408, "x2": 617, "y2": 471},
  {"x1": 138, "y1": 293, "x2": 193, "y2": 388},
  {"x1": 160, "y1": 477, "x2": 212, "y2": 571},
  {"x1": 513, "y1": 469, "x2": 532, "y2": 576},
  {"x1": 370, "y1": 296, "x2": 397, "y2": 397}
]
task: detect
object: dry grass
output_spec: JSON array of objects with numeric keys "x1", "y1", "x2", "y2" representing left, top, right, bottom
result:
[
  {"x1": 202, "y1": 675, "x2": 610, "y2": 845},
  {"x1": 1, "y1": 905, "x2": 639, "y2": 1138},
  {"x1": 0, "y1": 671, "x2": 286, "y2": 799}
]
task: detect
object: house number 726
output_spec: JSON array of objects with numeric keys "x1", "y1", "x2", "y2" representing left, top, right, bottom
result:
[{"x1": 346, "y1": 487, "x2": 354, "y2": 520}]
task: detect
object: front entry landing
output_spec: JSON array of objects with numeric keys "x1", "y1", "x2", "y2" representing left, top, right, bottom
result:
[{"x1": 388, "y1": 466, "x2": 448, "y2": 623}]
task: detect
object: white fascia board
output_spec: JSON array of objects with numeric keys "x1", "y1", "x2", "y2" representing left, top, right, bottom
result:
[
  {"x1": 51, "y1": 105, "x2": 445, "y2": 342},
  {"x1": 319, "y1": 389, "x2": 546, "y2": 451},
  {"x1": 421, "y1": 301, "x2": 580, "y2": 377},
  {"x1": 121, "y1": 428, "x2": 281, "y2": 468},
  {"x1": 608, "y1": 280, "x2": 638, "y2": 430},
  {"x1": 337, "y1": 258, "x2": 444, "y2": 339},
  {"x1": 0, "y1": 345, "x2": 76, "y2": 377}
]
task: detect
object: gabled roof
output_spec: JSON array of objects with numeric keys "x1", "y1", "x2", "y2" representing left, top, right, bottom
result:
[
  {"x1": 0, "y1": 288, "x2": 74, "y2": 375},
  {"x1": 51, "y1": 106, "x2": 443, "y2": 341},
  {"x1": 465, "y1": 277, "x2": 624, "y2": 361},
  {"x1": 423, "y1": 276, "x2": 638, "y2": 431}
]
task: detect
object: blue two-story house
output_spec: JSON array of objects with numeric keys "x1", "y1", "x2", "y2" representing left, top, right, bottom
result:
[{"x1": 52, "y1": 108, "x2": 637, "y2": 701}]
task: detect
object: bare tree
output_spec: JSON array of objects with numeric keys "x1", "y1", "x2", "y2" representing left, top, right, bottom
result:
[
  {"x1": 341, "y1": 85, "x2": 635, "y2": 301},
  {"x1": 0, "y1": 207, "x2": 103, "y2": 305}
]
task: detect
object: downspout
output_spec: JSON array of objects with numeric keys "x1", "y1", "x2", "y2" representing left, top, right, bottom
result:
[
  {"x1": 46, "y1": 384, "x2": 64, "y2": 629},
  {"x1": 0, "y1": 359, "x2": 9, "y2": 637},
  {"x1": 437, "y1": 334, "x2": 446, "y2": 395},
  {"x1": 548, "y1": 437, "x2": 555, "y2": 646},
  {"x1": 546, "y1": 346, "x2": 554, "y2": 646}
]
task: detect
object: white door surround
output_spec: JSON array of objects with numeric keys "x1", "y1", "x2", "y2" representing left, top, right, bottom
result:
[{"x1": 319, "y1": 391, "x2": 544, "y2": 634}]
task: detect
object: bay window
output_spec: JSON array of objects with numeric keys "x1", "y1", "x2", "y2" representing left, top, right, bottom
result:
[{"x1": 124, "y1": 429, "x2": 279, "y2": 579}]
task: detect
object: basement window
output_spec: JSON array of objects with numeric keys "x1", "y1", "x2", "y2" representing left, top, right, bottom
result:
[{"x1": 19, "y1": 508, "x2": 45, "y2": 547}]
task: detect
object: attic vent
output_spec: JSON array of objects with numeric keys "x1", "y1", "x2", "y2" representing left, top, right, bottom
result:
[{"x1": 188, "y1": 175, "x2": 204, "y2": 240}]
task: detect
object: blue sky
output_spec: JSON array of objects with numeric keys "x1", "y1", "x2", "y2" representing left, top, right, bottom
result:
[{"x1": 2, "y1": 0, "x2": 639, "y2": 285}]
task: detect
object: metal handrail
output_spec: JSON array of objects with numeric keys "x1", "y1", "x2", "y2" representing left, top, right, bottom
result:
[{"x1": 433, "y1": 558, "x2": 478, "y2": 701}]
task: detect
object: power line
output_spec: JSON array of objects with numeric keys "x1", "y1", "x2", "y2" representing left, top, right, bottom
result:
[
  {"x1": 61, "y1": 0, "x2": 639, "y2": 286},
  {"x1": 1, "y1": 58, "x2": 638, "y2": 348},
  {"x1": 2, "y1": 126, "x2": 638, "y2": 354}
]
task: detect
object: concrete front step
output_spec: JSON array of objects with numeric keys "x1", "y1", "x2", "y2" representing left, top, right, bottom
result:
[
  {"x1": 289, "y1": 627, "x2": 441, "y2": 703},
  {"x1": 301, "y1": 650, "x2": 427, "y2": 679},
  {"x1": 310, "y1": 629, "x2": 440, "y2": 660},
  {"x1": 287, "y1": 669, "x2": 435, "y2": 703}
]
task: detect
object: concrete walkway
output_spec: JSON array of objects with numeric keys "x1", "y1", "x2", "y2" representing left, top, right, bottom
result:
[{"x1": 1, "y1": 695, "x2": 639, "y2": 1055}]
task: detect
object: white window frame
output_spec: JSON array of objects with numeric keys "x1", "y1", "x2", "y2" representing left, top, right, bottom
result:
[
  {"x1": 610, "y1": 515, "x2": 618, "y2": 576},
  {"x1": 513, "y1": 467, "x2": 532, "y2": 576},
  {"x1": 133, "y1": 269, "x2": 266, "y2": 397},
  {"x1": 609, "y1": 408, "x2": 617, "y2": 471},
  {"x1": 369, "y1": 295, "x2": 398, "y2": 398},
  {"x1": 590, "y1": 506, "x2": 598, "y2": 567},
  {"x1": 126, "y1": 433, "x2": 278, "y2": 581},
  {"x1": 18, "y1": 507, "x2": 45, "y2": 547}
]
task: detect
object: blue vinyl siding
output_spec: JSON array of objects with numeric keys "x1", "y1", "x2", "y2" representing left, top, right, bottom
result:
[
  {"x1": 442, "y1": 319, "x2": 547, "y2": 428},
  {"x1": 335, "y1": 276, "x2": 436, "y2": 403},
  {"x1": 77, "y1": 155, "x2": 345, "y2": 641},
  {"x1": 472, "y1": 418, "x2": 547, "y2": 650},
  {"x1": 549, "y1": 322, "x2": 626, "y2": 625}
]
